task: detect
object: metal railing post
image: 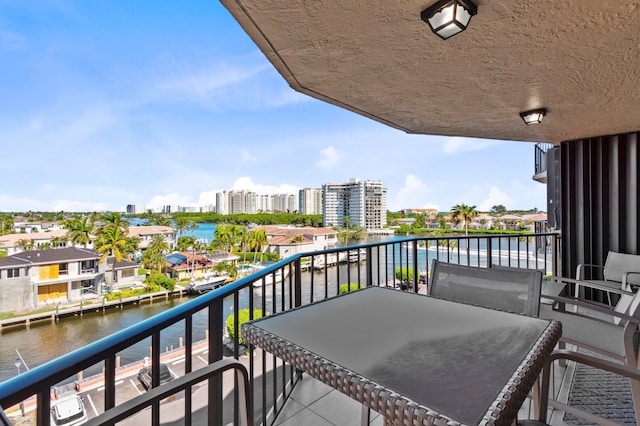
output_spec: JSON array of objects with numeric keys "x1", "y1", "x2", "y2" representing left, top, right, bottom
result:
[
  {"x1": 208, "y1": 297, "x2": 224, "y2": 425},
  {"x1": 366, "y1": 246, "x2": 373, "y2": 287},
  {"x1": 412, "y1": 239, "x2": 419, "y2": 292},
  {"x1": 294, "y1": 258, "x2": 302, "y2": 308}
]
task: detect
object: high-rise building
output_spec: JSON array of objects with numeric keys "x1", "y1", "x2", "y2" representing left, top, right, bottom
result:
[
  {"x1": 272, "y1": 194, "x2": 297, "y2": 213},
  {"x1": 322, "y1": 178, "x2": 387, "y2": 231},
  {"x1": 216, "y1": 190, "x2": 258, "y2": 214},
  {"x1": 126, "y1": 204, "x2": 146, "y2": 214},
  {"x1": 298, "y1": 188, "x2": 323, "y2": 215}
]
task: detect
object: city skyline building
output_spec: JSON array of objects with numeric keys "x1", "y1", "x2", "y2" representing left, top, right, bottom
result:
[
  {"x1": 298, "y1": 188, "x2": 323, "y2": 215},
  {"x1": 322, "y1": 178, "x2": 387, "y2": 231}
]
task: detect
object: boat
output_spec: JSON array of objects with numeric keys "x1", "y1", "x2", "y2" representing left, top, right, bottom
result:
[
  {"x1": 185, "y1": 274, "x2": 229, "y2": 295},
  {"x1": 251, "y1": 262, "x2": 290, "y2": 287}
]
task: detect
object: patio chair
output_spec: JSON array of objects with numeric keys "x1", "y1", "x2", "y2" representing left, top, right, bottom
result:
[
  {"x1": 575, "y1": 251, "x2": 640, "y2": 304},
  {"x1": 519, "y1": 350, "x2": 640, "y2": 425},
  {"x1": 540, "y1": 277, "x2": 640, "y2": 423},
  {"x1": 428, "y1": 260, "x2": 543, "y2": 317}
]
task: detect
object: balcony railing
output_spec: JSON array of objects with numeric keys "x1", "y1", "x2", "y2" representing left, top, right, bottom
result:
[
  {"x1": 533, "y1": 142, "x2": 554, "y2": 183},
  {"x1": 0, "y1": 233, "x2": 560, "y2": 425}
]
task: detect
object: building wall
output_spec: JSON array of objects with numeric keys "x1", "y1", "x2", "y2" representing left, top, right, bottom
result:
[
  {"x1": 554, "y1": 131, "x2": 640, "y2": 279},
  {"x1": 299, "y1": 188, "x2": 323, "y2": 215},
  {"x1": 322, "y1": 179, "x2": 387, "y2": 230},
  {"x1": 0, "y1": 270, "x2": 34, "y2": 312}
]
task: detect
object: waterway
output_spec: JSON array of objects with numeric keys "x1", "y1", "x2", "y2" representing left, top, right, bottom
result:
[{"x1": 0, "y1": 223, "x2": 550, "y2": 383}]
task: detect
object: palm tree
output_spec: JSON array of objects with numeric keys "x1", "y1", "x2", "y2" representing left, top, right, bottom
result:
[
  {"x1": 173, "y1": 217, "x2": 190, "y2": 236},
  {"x1": 290, "y1": 235, "x2": 304, "y2": 244},
  {"x1": 101, "y1": 212, "x2": 129, "y2": 232},
  {"x1": 16, "y1": 239, "x2": 33, "y2": 252},
  {"x1": 451, "y1": 203, "x2": 478, "y2": 236},
  {"x1": 95, "y1": 226, "x2": 137, "y2": 263},
  {"x1": 50, "y1": 236, "x2": 68, "y2": 248},
  {"x1": 148, "y1": 234, "x2": 170, "y2": 255},
  {"x1": 142, "y1": 250, "x2": 165, "y2": 272},
  {"x1": 66, "y1": 217, "x2": 94, "y2": 248},
  {"x1": 248, "y1": 229, "x2": 268, "y2": 262},
  {"x1": 177, "y1": 236, "x2": 197, "y2": 252},
  {"x1": 211, "y1": 224, "x2": 238, "y2": 252}
]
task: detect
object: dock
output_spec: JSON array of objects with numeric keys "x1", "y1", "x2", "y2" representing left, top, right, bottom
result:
[{"x1": 0, "y1": 289, "x2": 187, "y2": 331}]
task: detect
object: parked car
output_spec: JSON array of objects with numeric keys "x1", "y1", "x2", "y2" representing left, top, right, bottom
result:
[
  {"x1": 137, "y1": 363, "x2": 174, "y2": 390},
  {"x1": 50, "y1": 394, "x2": 87, "y2": 425}
]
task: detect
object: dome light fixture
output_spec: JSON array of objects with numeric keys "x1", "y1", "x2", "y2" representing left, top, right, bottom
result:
[
  {"x1": 421, "y1": 0, "x2": 478, "y2": 40},
  {"x1": 520, "y1": 109, "x2": 547, "y2": 125}
]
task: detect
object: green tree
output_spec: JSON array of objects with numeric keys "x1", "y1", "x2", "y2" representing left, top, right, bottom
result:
[
  {"x1": 451, "y1": 203, "x2": 478, "y2": 236},
  {"x1": 148, "y1": 234, "x2": 170, "y2": 255},
  {"x1": 16, "y1": 239, "x2": 33, "y2": 251},
  {"x1": 339, "y1": 283, "x2": 362, "y2": 294},
  {"x1": 0, "y1": 249, "x2": 7, "y2": 258},
  {"x1": 491, "y1": 204, "x2": 507, "y2": 215},
  {"x1": 226, "y1": 309, "x2": 263, "y2": 346},
  {"x1": 95, "y1": 226, "x2": 137, "y2": 263},
  {"x1": 438, "y1": 214, "x2": 447, "y2": 229},
  {"x1": 144, "y1": 269, "x2": 175, "y2": 292},
  {"x1": 247, "y1": 229, "x2": 268, "y2": 263},
  {"x1": 142, "y1": 249, "x2": 166, "y2": 272},
  {"x1": 395, "y1": 267, "x2": 414, "y2": 282},
  {"x1": 177, "y1": 236, "x2": 197, "y2": 252},
  {"x1": 66, "y1": 217, "x2": 94, "y2": 248}
]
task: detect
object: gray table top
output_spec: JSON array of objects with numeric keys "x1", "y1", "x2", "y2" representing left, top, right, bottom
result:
[{"x1": 243, "y1": 286, "x2": 560, "y2": 425}]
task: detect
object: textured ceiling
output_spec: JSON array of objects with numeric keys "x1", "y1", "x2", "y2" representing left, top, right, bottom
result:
[{"x1": 221, "y1": 0, "x2": 640, "y2": 144}]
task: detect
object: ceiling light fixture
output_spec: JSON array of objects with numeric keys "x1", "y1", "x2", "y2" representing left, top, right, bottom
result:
[
  {"x1": 520, "y1": 109, "x2": 547, "y2": 125},
  {"x1": 421, "y1": 0, "x2": 478, "y2": 40}
]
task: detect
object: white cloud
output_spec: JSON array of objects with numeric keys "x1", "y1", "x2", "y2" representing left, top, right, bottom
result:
[
  {"x1": 390, "y1": 175, "x2": 433, "y2": 212},
  {"x1": 240, "y1": 149, "x2": 258, "y2": 164},
  {"x1": 478, "y1": 186, "x2": 513, "y2": 211},
  {"x1": 316, "y1": 146, "x2": 341, "y2": 168},
  {"x1": 442, "y1": 137, "x2": 502, "y2": 155},
  {"x1": 198, "y1": 190, "x2": 221, "y2": 207},
  {"x1": 232, "y1": 177, "x2": 299, "y2": 195}
]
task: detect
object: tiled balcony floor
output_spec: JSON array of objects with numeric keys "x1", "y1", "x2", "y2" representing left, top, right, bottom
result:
[{"x1": 273, "y1": 353, "x2": 636, "y2": 426}]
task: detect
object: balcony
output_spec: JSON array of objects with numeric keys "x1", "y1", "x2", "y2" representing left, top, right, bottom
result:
[
  {"x1": 0, "y1": 234, "x2": 635, "y2": 425},
  {"x1": 533, "y1": 143, "x2": 554, "y2": 184}
]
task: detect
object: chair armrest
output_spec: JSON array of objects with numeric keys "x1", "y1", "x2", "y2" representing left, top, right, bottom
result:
[
  {"x1": 545, "y1": 294, "x2": 640, "y2": 325},
  {"x1": 576, "y1": 263, "x2": 604, "y2": 280},
  {"x1": 622, "y1": 271, "x2": 640, "y2": 287},
  {"x1": 548, "y1": 276, "x2": 633, "y2": 296}
]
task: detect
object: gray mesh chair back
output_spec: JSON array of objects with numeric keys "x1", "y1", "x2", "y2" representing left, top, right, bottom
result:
[{"x1": 429, "y1": 260, "x2": 543, "y2": 317}]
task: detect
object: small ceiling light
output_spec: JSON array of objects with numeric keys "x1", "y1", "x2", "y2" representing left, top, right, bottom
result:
[
  {"x1": 520, "y1": 109, "x2": 547, "y2": 125},
  {"x1": 421, "y1": 0, "x2": 478, "y2": 40}
]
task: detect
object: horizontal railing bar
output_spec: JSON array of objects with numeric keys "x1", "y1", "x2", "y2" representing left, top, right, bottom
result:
[{"x1": 83, "y1": 358, "x2": 251, "y2": 426}]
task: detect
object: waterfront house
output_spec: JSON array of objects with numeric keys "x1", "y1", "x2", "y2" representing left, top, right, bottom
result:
[
  {"x1": 104, "y1": 256, "x2": 143, "y2": 290},
  {"x1": 258, "y1": 225, "x2": 339, "y2": 259},
  {"x1": 165, "y1": 250, "x2": 239, "y2": 281},
  {"x1": 0, "y1": 247, "x2": 102, "y2": 312},
  {"x1": 0, "y1": 229, "x2": 73, "y2": 256},
  {"x1": 127, "y1": 225, "x2": 177, "y2": 251}
]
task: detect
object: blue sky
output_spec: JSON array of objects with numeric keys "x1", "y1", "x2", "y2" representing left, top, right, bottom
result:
[{"x1": 0, "y1": 0, "x2": 546, "y2": 213}]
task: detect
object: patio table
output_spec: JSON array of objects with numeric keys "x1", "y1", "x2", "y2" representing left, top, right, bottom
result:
[{"x1": 242, "y1": 286, "x2": 561, "y2": 426}]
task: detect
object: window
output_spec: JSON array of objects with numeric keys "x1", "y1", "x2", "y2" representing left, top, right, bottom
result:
[
  {"x1": 81, "y1": 260, "x2": 95, "y2": 272},
  {"x1": 121, "y1": 269, "x2": 134, "y2": 278},
  {"x1": 59, "y1": 263, "x2": 69, "y2": 275},
  {"x1": 7, "y1": 268, "x2": 20, "y2": 278}
]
